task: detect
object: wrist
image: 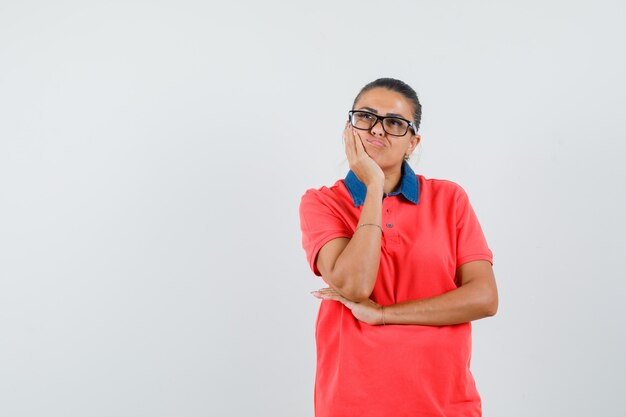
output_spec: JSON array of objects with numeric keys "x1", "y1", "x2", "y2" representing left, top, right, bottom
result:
[{"x1": 366, "y1": 181, "x2": 384, "y2": 194}]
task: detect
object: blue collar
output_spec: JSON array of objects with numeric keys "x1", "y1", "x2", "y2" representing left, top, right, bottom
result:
[{"x1": 344, "y1": 161, "x2": 420, "y2": 207}]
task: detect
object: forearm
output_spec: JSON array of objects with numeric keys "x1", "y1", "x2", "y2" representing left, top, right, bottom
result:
[
  {"x1": 384, "y1": 280, "x2": 497, "y2": 326},
  {"x1": 331, "y1": 184, "x2": 383, "y2": 301}
]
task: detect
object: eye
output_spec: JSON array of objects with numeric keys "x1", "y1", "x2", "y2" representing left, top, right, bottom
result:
[
  {"x1": 355, "y1": 112, "x2": 374, "y2": 121},
  {"x1": 388, "y1": 118, "x2": 403, "y2": 127}
]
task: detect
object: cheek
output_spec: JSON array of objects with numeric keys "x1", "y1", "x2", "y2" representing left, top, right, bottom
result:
[
  {"x1": 392, "y1": 141, "x2": 412, "y2": 154},
  {"x1": 405, "y1": 140, "x2": 418, "y2": 153}
]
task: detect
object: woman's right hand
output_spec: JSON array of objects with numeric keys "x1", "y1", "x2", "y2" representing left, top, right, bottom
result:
[{"x1": 343, "y1": 121, "x2": 385, "y2": 188}]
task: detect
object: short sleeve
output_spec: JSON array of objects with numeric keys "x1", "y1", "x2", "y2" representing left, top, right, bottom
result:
[
  {"x1": 299, "y1": 189, "x2": 352, "y2": 276},
  {"x1": 455, "y1": 186, "x2": 493, "y2": 268}
]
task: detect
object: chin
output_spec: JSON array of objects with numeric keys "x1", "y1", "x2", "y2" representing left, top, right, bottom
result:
[
  {"x1": 364, "y1": 148, "x2": 403, "y2": 171},
  {"x1": 372, "y1": 158, "x2": 404, "y2": 171},
  {"x1": 373, "y1": 157, "x2": 400, "y2": 172}
]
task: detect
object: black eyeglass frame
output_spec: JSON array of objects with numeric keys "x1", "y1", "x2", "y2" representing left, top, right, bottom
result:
[{"x1": 348, "y1": 110, "x2": 418, "y2": 136}]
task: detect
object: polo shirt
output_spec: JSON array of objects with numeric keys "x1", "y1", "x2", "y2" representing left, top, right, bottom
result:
[{"x1": 299, "y1": 161, "x2": 493, "y2": 417}]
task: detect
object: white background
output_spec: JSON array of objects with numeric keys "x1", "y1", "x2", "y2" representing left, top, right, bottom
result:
[{"x1": 1, "y1": 1, "x2": 625, "y2": 416}]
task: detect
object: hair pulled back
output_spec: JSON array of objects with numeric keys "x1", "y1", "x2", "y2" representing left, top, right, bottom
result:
[{"x1": 352, "y1": 78, "x2": 422, "y2": 133}]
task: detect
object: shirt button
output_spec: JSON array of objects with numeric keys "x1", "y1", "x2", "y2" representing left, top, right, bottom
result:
[{"x1": 386, "y1": 223, "x2": 393, "y2": 228}]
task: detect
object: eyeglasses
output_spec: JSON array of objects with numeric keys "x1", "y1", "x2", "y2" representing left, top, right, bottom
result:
[{"x1": 348, "y1": 110, "x2": 417, "y2": 136}]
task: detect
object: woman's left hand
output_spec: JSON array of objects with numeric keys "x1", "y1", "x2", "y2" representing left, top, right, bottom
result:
[{"x1": 312, "y1": 287, "x2": 383, "y2": 325}]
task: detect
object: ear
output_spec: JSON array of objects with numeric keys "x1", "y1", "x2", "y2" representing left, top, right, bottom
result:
[{"x1": 406, "y1": 134, "x2": 420, "y2": 156}]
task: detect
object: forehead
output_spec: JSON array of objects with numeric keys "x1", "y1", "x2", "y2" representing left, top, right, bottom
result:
[{"x1": 354, "y1": 88, "x2": 414, "y2": 119}]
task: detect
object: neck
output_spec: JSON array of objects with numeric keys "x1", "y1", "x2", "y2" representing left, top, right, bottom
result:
[{"x1": 382, "y1": 164, "x2": 403, "y2": 194}]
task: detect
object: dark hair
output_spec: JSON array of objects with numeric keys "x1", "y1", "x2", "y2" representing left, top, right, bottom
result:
[{"x1": 352, "y1": 78, "x2": 422, "y2": 133}]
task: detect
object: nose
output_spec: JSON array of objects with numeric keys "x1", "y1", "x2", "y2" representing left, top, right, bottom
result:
[{"x1": 370, "y1": 118, "x2": 385, "y2": 136}]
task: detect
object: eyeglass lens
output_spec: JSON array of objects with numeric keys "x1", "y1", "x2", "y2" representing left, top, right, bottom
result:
[{"x1": 350, "y1": 111, "x2": 409, "y2": 136}]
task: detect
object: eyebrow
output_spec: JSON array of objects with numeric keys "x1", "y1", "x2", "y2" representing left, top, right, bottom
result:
[{"x1": 357, "y1": 107, "x2": 408, "y2": 119}]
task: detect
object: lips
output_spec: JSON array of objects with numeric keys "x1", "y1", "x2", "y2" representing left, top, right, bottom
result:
[{"x1": 366, "y1": 138, "x2": 385, "y2": 148}]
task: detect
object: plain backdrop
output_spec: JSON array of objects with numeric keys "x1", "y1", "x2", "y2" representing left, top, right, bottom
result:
[{"x1": 1, "y1": 1, "x2": 625, "y2": 416}]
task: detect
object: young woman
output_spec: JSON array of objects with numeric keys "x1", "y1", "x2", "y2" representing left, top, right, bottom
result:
[{"x1": 299, "y1": 78, "x2": 498, "y2": 417}]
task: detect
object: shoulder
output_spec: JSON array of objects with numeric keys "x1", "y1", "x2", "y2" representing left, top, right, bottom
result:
[
  {"x1": 299, "y1": 179, "x2": 354, "y2": 235},
  {"x1": 417, "y1": 174, "x2": 468, "y2": 201},
  {"x1": 299, "y1": 179, "x2": 355, "y2": 222},
  {"x1": 300, "y1": 179, "x2": 349, "y2": 207}
]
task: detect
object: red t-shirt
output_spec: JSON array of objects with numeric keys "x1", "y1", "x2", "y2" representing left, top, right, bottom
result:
[{"x1": 299, "y1": 168, "x2": 493, "y2": 417}]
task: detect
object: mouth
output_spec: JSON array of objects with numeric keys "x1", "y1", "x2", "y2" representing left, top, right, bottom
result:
[{"x1": 366, "y1": 138, "x2": 386, "y2": 148}]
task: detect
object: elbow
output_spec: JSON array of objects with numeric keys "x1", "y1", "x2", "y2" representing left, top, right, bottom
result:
[
  {"x1": 483, "y1": 293, "x2": 499, "y2": 317},
  {"x1": 324, "y1": 264, "x2": 375, "y2": 303},
  {"x1": 346, "y1": 290, "x2": 372, "y2": 303},
  {"x1": 485, "y1": 301, "x2": 498, "y2": 317},
  {"x1": 327, "y1": 271, "x2": 374, "y2": 303},
  {"x1": 338, "y1": 281, "x2": 373, "y2": 303},
  {"x1": 472, "y1": 282, "x2": 498, "y2": 318}
]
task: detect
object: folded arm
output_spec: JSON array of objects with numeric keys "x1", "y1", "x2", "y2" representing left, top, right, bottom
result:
[
  {"x1": 316, "y1": 184, "x2": 383, "y2": 303},
  {"x1": 384, "y1": 260, "x2": 498, "y2": 325},
  {"x1": 313, "y1": 260, "x2": 498, "y2": 325},
  {"x1": 315, "y1": 125, "x2": 385, "y2": 303}
]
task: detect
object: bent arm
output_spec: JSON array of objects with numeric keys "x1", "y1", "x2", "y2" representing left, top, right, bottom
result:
[
  {"x1": 383, "y1": 260, "x2": 498, "y2": 325},
  {"x1": 316, "y1": 184, "x2": 383, "y2": 303}
]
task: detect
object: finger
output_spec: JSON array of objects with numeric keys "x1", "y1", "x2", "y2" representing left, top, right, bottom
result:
[
  {"x1": 344, "y1": 132, "x2": 354, "y2": 163},
  {"x1": 313, "y1": 287, "x2": 335, "y2": 295},
  {"x1": 342, "y1": 121, "x2": 348, "y2": 144},
  {"x1": 344, "y1": 125, "x2": 356, "y2": 162},
  {"x1": 319, "y1": 292, "x2": 343, "y2": 303},
  {"x1": 316, "y1": 288, "x2": 348, "y2": 302},
  {"x1": 311, "y1": 290, "x2": 340, "y2": 301},
  {"x1": 317, "y1": 287, "x2": 339, "y2": 297},
  {"x1": 352, "y1": 128, "x2": 367, "y2": 156},
  {"x1": 350, "y1": 128, "x2": 361, "y2": 155}
]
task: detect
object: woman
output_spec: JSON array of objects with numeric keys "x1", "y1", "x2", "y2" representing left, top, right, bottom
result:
[{"x1": 299, "y1": 78, "x2": 498, "y2": 417}]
